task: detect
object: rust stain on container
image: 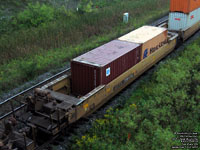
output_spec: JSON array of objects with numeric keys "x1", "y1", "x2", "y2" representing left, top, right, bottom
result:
[
  {"x1": 118, "y1": 26, "x2": 167, "y2": 61},
  {"x1": 170, "y1": 0, "x2": 200, "y2": 14},
  {"x1": 71, "y1": 40, "x2": 141, "y2": 96}
]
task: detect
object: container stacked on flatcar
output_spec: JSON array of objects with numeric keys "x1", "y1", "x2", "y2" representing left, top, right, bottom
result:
[
  {"x1": 71, "y1": 26, "x2": 167, "y2": 96},
  {"x1": 118, "y1": 26, "x2": 167, "y2": 61},
  {"x1": 168, "y1": 0, "x2": 200, "y2": 31},
  {"x1": 71, "y1": 40, "x2": 141, "y2": 96}
]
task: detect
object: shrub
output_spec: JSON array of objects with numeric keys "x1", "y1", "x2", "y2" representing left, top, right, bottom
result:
[
  {"x1": 18, "y1": 60, "x2": 37, "y2": 80},
  {"x1": 77, "y1": 0, "x2": 93, "y2": 13},
  {"x1": 13, "y1": 2, "x2": 55, "y2": 28},
  {"x1": 0, "y1": 12, "x2": 12, "y2": 33}
]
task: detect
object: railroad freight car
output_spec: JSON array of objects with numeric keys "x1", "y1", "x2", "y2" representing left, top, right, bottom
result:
[
  {"x1": 25, "y1": 31, "x2": 178, "y2": 135},
  {"x1": 3, "y1": 0, "x2": 200, "y2": 148},
  {"x1": 118, "y1": 26, "x2": 167, "y2": 60},
  {"x1": 71, "y1": 40, "x2": 141, "y2": 96}
]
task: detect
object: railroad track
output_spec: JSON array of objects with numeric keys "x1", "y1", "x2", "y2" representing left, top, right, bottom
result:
[
  {"x1": 0, "y1": 68, "x2": 71, "y2": 121},
  {"x1": 151, "y1": 15, "x2": 168, "y2": 26},
  {"x1": 0, "y1": 16, "x2": 169, "y2": 149}
]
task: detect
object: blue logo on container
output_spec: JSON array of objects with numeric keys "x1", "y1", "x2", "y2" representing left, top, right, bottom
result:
[
  {"x1": 106, "y1": 67, "x2": 110, "y2": 77},
  {"x1": 143, "y1": 49, "x2": 148, "y2": 59}
]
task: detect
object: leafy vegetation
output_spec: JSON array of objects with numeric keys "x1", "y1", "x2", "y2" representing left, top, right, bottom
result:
[
  {"x1": 70, "y1": 39, "x2": 200, "y2": 150},
  {"x1": 0, "y1": 0, "x2": 79, "y2": 34},
  {"x1": 78, "y1": 0, "x2": 93, "y2": 13},
  {"x1": 0, "y1": 0, "x2": 169, "y2": 96},
  {"x1": 13, "y1": 2, "x2": 55, "y2": 28}
]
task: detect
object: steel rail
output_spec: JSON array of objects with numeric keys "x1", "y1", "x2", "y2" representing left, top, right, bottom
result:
[
  {"x1": 35, "y1": 134, "x2": 60, "y2": 150},
  {"x1": 0, "y1": 104, "x2": 26, "y2": 120},
  {"x1": 0, "y1": 68, "x2": 70, "y2": 105},
  {"x1": 0, "y1": 68, "x2": 71, "y2": 121},
  {"x1": 151, "y1": 17, "x2": 168, "y2": 26}
]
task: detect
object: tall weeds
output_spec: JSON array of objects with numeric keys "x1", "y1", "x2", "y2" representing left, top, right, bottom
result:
[{"x1": 0, "y1": 0, "x2": 169, "y2": 65}]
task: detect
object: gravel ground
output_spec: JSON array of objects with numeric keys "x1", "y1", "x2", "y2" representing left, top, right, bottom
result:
[{"x1": 0, "y1": 63, "x2": 70, "y2": 101}]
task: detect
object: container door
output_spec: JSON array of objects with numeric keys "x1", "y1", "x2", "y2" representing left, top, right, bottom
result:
[
  {"x1": 94, "y1": 69, "x2": 97, "y2": 88},
  {"x1": 135, "y1": 47, "x2": 141, "y2": 64},
  {"x1": 187, "y1": 9, "x2": 199, "y2": 29},
  {"x1": 93, "y1": 67, "x2": 101, "y2": 88},
  {"x1": 169, "y1": 12, "x2": 186, "y2": 31},
  {"x1": 95, "y1": 67, "x2": 101, "y2": 87}
]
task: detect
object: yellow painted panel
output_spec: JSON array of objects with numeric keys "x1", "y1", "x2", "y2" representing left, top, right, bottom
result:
[{"x1": 83, "y1": 103, "x2": 89, "y2": 111}]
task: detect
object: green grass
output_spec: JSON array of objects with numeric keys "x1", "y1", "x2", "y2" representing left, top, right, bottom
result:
[
  {"x1": 0, "y1": 0, "x2": 79, "y2": 14},
  {"x1": 69, "y1": 37, "x2": 200, "y2": 150},
  {"x1": 0, "y1": 0, "x2": 80, "y2": 34},
  {"x1": 0, "y1": 0, "x2": 169, "y2": 96}
]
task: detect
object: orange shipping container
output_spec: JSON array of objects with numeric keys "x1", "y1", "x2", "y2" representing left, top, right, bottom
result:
[
  {"x1": 170, "y1": 0, "x2": 200, "y2": 14},
  {"x1": 118, "y1": 26, "x2": 167, "y2": 61}
]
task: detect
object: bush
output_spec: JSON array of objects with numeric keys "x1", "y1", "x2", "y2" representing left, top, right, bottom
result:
[
  {"x1": 13, "y1": 2, "x2": 55, "y2": 28},
  {"x1": 18, "y1": 60, "x2": 37, "y2": 80},
  {"x1": 0, "y1": 11, "x2": 12, "y2": 33},
  {"x1": 77, "y1": 0, "x2": 93, "y2": 13}
]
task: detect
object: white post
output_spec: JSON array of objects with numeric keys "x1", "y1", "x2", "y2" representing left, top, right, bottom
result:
[{"x1": 123, "y1": 12, "x2": 129, "y2": 23}]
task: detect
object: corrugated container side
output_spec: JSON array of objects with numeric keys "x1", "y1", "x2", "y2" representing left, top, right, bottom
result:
[
  {"x1": 170, "y1": 0, "x2": 200, "y2": 13},
  {"x1": 71, "y1": 40, "x2": 142, "y2": 96},
  {"x1": 168, "y1": 8, "x2": 200, "y2": 31},
  {"x1": 71, "y1": 61, "x2": 101, "y2": 96},
  {"x1": 140, "y1": 30, "x2": 167, "y2": 60},
  {"x1": 118, "y1": 26, "x2": 168, "y2": 61},
  {"x1": 101, "y1": 48, "x2": 141, "y2": 85}
]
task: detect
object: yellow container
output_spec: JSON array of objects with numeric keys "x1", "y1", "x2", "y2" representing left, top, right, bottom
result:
[{"x1": 118, "y1": 26, "x2": 167, "y2": 60}]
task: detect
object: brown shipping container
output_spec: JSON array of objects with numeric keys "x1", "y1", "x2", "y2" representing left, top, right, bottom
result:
[
  {"x1": 118, "y1": 26, "x2": 167, "y2": 61},
  {"x1": 71, "y1": 40, "x2": 141, "y2": 96},
  {"x1": 170, "y1": 0, "x2": 200, "y2": 14}
]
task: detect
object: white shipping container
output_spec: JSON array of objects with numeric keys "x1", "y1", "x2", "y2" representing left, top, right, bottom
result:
[{"x1": 168, "y1": 8, "x2": 200, "y2": 31}]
